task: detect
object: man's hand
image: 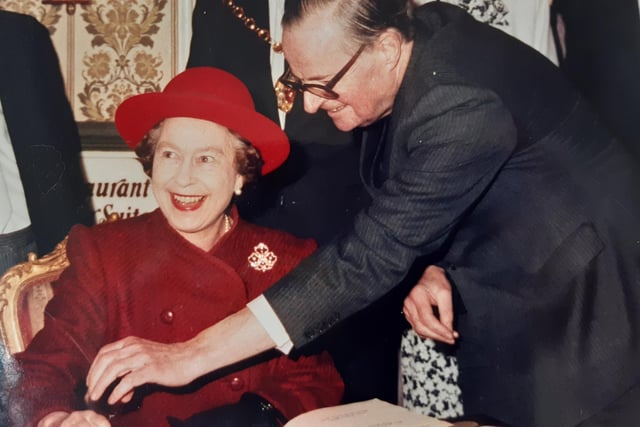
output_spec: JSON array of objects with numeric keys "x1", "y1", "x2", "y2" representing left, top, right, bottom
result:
[
  {"x1": 84, "y1": 336, "x2": 198, "y2": 406},
  {"x1": 85, "y1": 307, "x2": 276, "y2": 408},
  {"x1": 37, "y1": 410, "x2": 110, "y2": 427},
  {"x1": 403, "y1": 265, "x2": 459, "y2": 344}
]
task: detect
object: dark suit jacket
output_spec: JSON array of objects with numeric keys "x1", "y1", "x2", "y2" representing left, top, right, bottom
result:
[
  {"x1": 553, "y1": 0, "x2": 640, "y2": 155},
  {"x1": 265, "y1": 3, "x2": 640, "y2": 426},
  {"x1": 0, "y1": 10, "x2": 93, "y2": 255}
]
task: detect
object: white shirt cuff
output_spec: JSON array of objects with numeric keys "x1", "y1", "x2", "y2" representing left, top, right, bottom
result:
[{"x1": 247, "y1": 295, "x2": 294, "y2": 354}]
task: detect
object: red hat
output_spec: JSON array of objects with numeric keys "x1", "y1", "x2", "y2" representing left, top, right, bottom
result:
[{"x1": 115, "y1": 67, "x2": 289, "y2": 175}]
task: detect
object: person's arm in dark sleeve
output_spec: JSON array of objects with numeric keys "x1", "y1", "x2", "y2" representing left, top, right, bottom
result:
[{"x1": 265, "y1": 83, "x2": 517, "y2": 347}]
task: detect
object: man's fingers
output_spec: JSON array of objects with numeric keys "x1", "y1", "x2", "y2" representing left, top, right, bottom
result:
[
  {"x1": 107, "y1": 371, "x2": 141, "y2": 405},
  {"x1": 416, "y1": 322, "x2": 456, "y2": 344},
  {"x1": 86, "y1": 355, "x2": 136, "y2": 402},
  {"x1": 423, "y1": 268, "x2": 457, "y2": 339},
  {"x1": 121, "y1": 390, "x2": 134, "y2": 404},
  {"x1": 404, "y1": 284, "x2": 457, "y2": 343},
  {"x1": 86, "y1": 338, "x2": 149, "y2": 402},
  {"x1": 86, "y1": 344, "x2": 126, "y2": 399},
  {"x1": 429, "y1": 287, "x2": 455, "y2": 334},
  {"x1": 404, "y1": 289, "x2": 436, "y2": 322},
  {"x1": 424, "y1": 304, "x2": 457, "y2": 343},
  {"x1": 403, "y1": 299, "x2": 454, "y2": 344}
]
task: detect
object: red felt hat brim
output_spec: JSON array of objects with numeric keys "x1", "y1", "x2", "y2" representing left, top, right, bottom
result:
[{"x1": 115, "y1": 82, "x2": 289, "y2": 175}]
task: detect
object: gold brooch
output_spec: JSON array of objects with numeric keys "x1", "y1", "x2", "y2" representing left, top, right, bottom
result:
[{"x1": 248, "y1": 243, "x2": 278, "y2": 272}]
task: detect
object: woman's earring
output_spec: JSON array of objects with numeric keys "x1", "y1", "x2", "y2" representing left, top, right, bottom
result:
[{"x1": 234, "y1": 188, "x2": 242, "y2": 196}]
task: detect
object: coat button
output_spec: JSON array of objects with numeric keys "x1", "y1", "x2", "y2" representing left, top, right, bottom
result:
[
  {"x1": 229, "y1": 376, "x2": 244, "y2": 391},
  {"x1": 160, "y1": 309, "x2": 174, "y2": 324}
]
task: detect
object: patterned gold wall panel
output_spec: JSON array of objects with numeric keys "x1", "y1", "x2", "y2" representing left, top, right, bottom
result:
[
  {"x1": 0, "y1": 0, "x2": 179, "y2": 122},
  {"x1": 75, "y1": 0, "x2": 175, "y2": 121}
]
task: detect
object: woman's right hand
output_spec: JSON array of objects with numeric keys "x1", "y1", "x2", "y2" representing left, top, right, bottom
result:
[{"x1": 37, "y1": 410, "x2": 111, "y2": 427}]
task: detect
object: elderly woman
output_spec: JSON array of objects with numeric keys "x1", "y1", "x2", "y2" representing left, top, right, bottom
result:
[{"x1": 7, "y1": 67, "x2": 343, "y2": 427}]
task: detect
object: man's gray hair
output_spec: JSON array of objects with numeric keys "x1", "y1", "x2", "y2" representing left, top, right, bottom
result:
[{"x1": 282, "y1": 0, "x2": 416, "y2": 49}]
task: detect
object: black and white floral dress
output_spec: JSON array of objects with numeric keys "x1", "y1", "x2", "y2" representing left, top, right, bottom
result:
[{"x1": 399, "y1": 330, "x2": 463, "y2": 418}]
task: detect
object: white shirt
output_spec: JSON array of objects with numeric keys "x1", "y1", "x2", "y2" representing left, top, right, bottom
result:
[
  {"x1": 268, "y1": 0, "x2": 287, "y2": 129},
  {"x1": 0, "y1": 100, "x2": 31, "y2": 234}
]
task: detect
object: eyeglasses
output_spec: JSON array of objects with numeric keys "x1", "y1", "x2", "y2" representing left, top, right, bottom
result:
[{"x1": 277, "y1": 44, "x2": 366, "y2": 100}]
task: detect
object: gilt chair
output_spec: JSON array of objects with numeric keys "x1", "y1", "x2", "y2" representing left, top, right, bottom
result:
[
  {"x1": 0, "y1": 238, "x2": 69, "y2": 354},
  {"x1": 0, "y1": 214, "x2": 119, "y2": 355}
]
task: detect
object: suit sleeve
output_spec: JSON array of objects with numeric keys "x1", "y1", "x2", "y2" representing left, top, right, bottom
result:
[
  {"x1": 265, "y1": 83, "x2": 518, "y2": 346},
  {"x1": 8, "y1": 226, "x2": 109, "y2": 427}
]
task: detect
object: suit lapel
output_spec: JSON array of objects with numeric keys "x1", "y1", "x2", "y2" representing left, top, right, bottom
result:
[{"x1": 359, "y1": 116, "x2": 390, "y2": 189}]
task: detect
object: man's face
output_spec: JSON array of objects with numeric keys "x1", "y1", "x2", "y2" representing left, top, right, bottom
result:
[{"x1": 282, "y1": 9, "x2": 395, "y2": 131}]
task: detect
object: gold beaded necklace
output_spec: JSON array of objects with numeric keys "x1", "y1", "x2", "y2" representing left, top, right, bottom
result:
[{"x1": 222, "y1": 0, "x2": 296, "y2": 113}]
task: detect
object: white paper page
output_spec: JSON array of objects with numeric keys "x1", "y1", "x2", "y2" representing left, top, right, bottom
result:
[{"x1": 285, "y1": 399, "x2": 453, "y2": 427}]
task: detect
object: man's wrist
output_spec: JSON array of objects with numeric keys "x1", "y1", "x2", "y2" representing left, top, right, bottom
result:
[{"x1": 247, "y1": 295, "x2": 293, "y2": 354}]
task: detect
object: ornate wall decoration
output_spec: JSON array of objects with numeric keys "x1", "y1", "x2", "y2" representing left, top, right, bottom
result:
[
  {"x1": 0, "y1": 0, "x2": 62, "y2": 33},
  {"x1": 78, "y1": 0, "x2": 168, "y2": 121}
]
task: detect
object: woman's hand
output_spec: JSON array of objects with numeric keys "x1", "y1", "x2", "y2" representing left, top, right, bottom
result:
[
  {"x1": 37, "y1": 410, "x2": 110, "y2": 427},
  {"x1": 403, "y1": 265, "x2": 459, "y2": 344},
  {"x1": 84, "y1": 336, "x2": 199, "y2": 406}
]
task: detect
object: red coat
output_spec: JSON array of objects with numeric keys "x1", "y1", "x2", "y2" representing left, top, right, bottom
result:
[{"x1": 10, "y1": 208, "x2": 343, "y2": 426}]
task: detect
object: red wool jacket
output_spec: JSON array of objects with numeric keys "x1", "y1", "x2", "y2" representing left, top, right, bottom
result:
[{"x1": 9, "y1": 208, "x2": 343, "y2": 426}]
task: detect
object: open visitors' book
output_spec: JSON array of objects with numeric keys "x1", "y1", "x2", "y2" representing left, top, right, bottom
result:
[{"x1": 285, "y1": 398, "x2": 453, "y2": 427}]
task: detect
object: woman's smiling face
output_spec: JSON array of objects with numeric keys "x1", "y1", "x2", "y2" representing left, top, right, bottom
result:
[{"x1": 151, "y1": 117, "x2": 244, "y2": 251}]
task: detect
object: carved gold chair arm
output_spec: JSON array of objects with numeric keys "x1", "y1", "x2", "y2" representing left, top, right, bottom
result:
[{"x1": 0, "y1": 238, "x2": 69, "y2": 354}]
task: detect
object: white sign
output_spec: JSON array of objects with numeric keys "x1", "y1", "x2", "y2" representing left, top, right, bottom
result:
[{"x1": 81, "y1": 151, "x2": 158, "y2": 224}]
